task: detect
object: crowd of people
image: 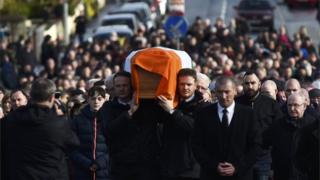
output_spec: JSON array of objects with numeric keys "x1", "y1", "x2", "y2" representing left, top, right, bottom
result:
[{"x1": 0, "y1": 11, "x2": 320, "y2": 180}]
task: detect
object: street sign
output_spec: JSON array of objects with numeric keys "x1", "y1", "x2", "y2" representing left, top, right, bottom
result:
[{"x1": 163, "y1": 16, "x2": 188, "y2": 39}]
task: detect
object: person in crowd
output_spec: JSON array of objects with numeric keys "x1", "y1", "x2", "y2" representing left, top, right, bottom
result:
[
  {"x1": 98, "y1": 71, "x2": 162, "y2": 180},
  {"x1": 236, "y1": 72, "x2": 283, "y2": 180},
  {"x1": 294, "y1": 119, "x2": 319, "y2": 180},
  {"x1": 0, "y1": 87, "x2": 5, "y2": 118},
  {"x1": 0, "y1": 86, "x2": 5, "y2": 103},
  {"x1": 260, "y1": 80, "x2": 278, "y2": 100},
  {"x1": 1, "y1": 94, "x2": 11, "y2": 117},
  {"x1": 196, "y1": 72, "x2": 212, "y2": 102},
  {"x1": 284, "y1": 79, "x2": 301, "y2": 99},
  {"x1": 263, "y1": 93, "x2": 316, "y2": 180},
  {"x1": 10, "y1": 89, "x2": 28, "y2": 110},
  {"x1": 193, "y1": 76, "x2": 260, "y2": 180},
  {"x1": 74, "y1": 10, "x2": 87, "y2": 44},
  {"x1": 308, "y1": 88, "x2": 320, "y2": 112},
  {"x1": 5, "y1": 78, "x2": 79, "y2": 179},
  {"x1": 70, "y1": 86, "x2": 110, "y2": 180},
  {"x1": 157, "y1": 68, "x2": 210, "y2": 180},
  {"x1": 67, "y1": 89, "x2": 87, "y2": 120}
]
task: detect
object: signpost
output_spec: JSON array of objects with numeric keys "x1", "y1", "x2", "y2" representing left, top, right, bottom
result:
[{"x1": 164, "y1": 16, "x2": 188, "y2": 49}]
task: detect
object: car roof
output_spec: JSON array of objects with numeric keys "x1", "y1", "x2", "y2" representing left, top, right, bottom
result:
[
  {"x1": 101, "y1": 13, "x2": 136, "y2": 20},
  {"x1": 95, "y1": 25, "x2": 133, "y2": 34}
]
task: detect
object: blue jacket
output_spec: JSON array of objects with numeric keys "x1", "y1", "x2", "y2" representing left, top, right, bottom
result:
[{"x1": 70, "y1": 105, "x2": 110, "y2": 180}]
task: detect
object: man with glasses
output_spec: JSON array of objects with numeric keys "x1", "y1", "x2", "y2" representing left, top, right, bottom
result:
[{"x1": 263, "y1": 93, "x2": 316, "y2": 180}]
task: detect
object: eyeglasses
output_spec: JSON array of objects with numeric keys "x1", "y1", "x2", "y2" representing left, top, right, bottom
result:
[{"x1": 287, "y1": 103, "x2": 304, "y2": 108}]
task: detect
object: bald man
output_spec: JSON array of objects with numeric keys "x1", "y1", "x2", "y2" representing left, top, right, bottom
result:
[
  {"x1": 261, "y1": 80, "x2": 278, "y2": 100},
  {"x1": 236, "y1": 71, "x2": 283, "y2": 180},
  {"x1": 263, "y1": 93, "x2": 316, "y2": 180},
  {"x1": 284, "y1": 78, "x2": 301, "y2": 99}
]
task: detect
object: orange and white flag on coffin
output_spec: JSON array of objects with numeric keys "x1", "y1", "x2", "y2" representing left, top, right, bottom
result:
[{"x1": 124, "y1": 47, "x2": 192, "y2": 107}]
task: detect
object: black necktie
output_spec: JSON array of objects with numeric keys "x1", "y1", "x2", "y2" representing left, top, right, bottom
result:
[{"x1": 222, "y1": 109, "x2": 228, "y2": 128}]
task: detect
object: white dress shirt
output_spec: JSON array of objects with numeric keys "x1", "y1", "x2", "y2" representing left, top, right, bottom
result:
[{"x1": 217, "y1": 101, "x2": 235, "y2": 126}]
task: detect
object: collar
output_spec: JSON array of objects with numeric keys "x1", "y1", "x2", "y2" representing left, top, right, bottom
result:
[
  {"x1": 117, "y1": 98, "x2": 132, "y2": 106},
  {"x1": 249, "y1": 92, "x2": 260, "y2": 102},
  {"x1": 217, "y1": 101, "x2": 235, "y2": 113},
  {"x1": 182, "y1": 94, "x2": 195, "y2": 103}
]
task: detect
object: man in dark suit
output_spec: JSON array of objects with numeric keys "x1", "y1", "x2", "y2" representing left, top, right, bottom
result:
[{"x1": 193, "y1": 76, "x2": 260, "y2": 180}]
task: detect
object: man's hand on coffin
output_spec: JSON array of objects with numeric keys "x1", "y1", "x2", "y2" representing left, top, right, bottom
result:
[{"x1": 157, "y1": 95, "x2": 174, "y2": 113}]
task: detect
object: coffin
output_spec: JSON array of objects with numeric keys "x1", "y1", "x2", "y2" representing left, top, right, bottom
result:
[{"x1": 124, "y1": 47, "x2": 192, "y2": 106}]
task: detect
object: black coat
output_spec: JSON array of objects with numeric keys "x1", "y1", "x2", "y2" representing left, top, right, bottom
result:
[
  {"x1": 70, "y1": 105, "x2": 110, "y2": 180},
  {"x1": 263, "y1": 114, "x2": 316, "y2": 180},
  {"x1": 161, "y1": 92, "x2": 210, "y2": 178},
  {"x1": 236, "y1": 93, "x2": 283, "y2": 132},
  {"x1": 294, "y1": 120, "x2": 319, "y2": 180},
  {"x1": 5, "y1": 104, "x2": 79, "y2": 180},
  {"x1": 193, "y1": 103, "x2": 260, "y2": 180},
  {"x1": 236, "y1": 93, "x2": 283, "y2": 169},
  {"x1": 98, "y1": 98, "x2": 163, "y2": 175}
]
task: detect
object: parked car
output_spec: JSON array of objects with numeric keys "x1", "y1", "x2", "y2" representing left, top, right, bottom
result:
[
  {"x1": 109, "y1": 2, "x2": 155, "y2": 30},
  {"x1": 93, "y1": 25, "x2": 133, "y2": 41},
  {"x1": 234, "y1": 0, "x2": 275, "y2": 32},
  {"x1": 100, "y1": 14, "x2": 139, "y2": 33},
  {"x1": 285, "y1": 0, "x2": 318, "y2": 8}
]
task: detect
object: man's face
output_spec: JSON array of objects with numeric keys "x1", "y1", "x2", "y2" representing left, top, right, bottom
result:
[
  {"x1": 88, "y1": 95, "x2": 106, "y2": 112},
  {"x1": 285, "y1": 82, "x2": 300, "y2": 98},
  {"x1": 261, "y1": 85, "x2": 276, "y2": 100},
  {"x1": 310, "y1": 96, "x2": 320, "y2": 108},
  {"x1": 0, "y1": 90, "x2": 4, "y2": 102},
  {"x1": 113, "y1": 76, "x2": 131, "y2": 101},
  {"x1": 11, "y1": 91, "x2": 28, "y2": 110},
  {"x1": 243, "y1": 74, "x2": 260, "y2": 97},
  {"x1": 178, "y1": 76, "x2": 197, "y2": 100},
  {"x1": 197, "y1": 79, "x2": 209, "y2": 95},
  {"x1": 287, "y1": 95, "x2": 306, "y2": 119},
  {"x1": 216, "y1": 81, "x2": 237, "y2": 108}
]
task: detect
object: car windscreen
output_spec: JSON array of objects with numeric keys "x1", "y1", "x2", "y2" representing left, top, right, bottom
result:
[
  {"x1": 101, "y1": 19, "x2": 134, "y2": 30},
  {"x1": 238, "y1": 1, "x2": 272, "y2": 10}
]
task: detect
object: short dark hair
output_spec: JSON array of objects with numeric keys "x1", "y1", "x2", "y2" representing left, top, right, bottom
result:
[
  {"x1": 177, "y1": 68, "x2": 197, "y2": 82},
  {"x1": 244, "y1": 70, "x2": 257, "y2": 78},
  {"x1": 113, "y1": 71, "x2": 131, "y2": 84},
  {"x1": 30, "y1": 78, "x2": 56, "y2": 102},
  {"x1": 88, "y1": 86, "x2": 106, "y2": 98},
  {"x1": 93, "y1": 80, "x2": 105, "y2": 87},
  {"x1": 215, "y1": 76, "x2": 236, "y2": 90}
]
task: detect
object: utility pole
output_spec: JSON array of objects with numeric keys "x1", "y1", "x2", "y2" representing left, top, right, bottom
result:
[{"x1": 63, "y1": 0, "x2": 69, "y2": 45}]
